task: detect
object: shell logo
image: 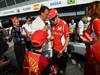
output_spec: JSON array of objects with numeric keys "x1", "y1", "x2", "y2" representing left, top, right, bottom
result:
[{"x1": 33, "y1": 4, "x2": 41, "y2": 10}]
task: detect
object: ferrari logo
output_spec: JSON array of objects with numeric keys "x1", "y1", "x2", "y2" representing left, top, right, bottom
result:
[{"x1": 57, "y1": 27, "x2": 62, "y2": 30}]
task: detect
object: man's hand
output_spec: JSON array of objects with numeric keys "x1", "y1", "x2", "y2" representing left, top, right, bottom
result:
[
  {"x1": 64, "y1": 47, "x2": 68, "y2": 52},
  {"x1": 0, "y1": 59, "x2": 10, "y2": 68},
  {"x1": 57, "y1": 47, "x2": 68, "y2": 58},
  {"x1": 28, "y1": 32, "x2": 32, "y2": 38},
  {"x1": 49, "y1": 36, "x2": 54, "y2": 41},
  {"x1": 57, "y1": 50, "x2": 64, "y2": 58},
  {"x1": 43, "y1": 25, "x2": 49, "y2": 31}
]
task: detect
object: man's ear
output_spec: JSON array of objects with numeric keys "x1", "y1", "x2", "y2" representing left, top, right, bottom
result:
[{"x1": 41, "y1": 12, "x2": 44, "y2": 16}]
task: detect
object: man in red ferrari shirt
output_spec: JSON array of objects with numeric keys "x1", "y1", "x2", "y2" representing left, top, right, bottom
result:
[
  {"x1": 49, "y1": 9, "x2": 70, "y2": 74},
  {"x1": 21, "y1": 30, "x2": 50, "y2": 75}
]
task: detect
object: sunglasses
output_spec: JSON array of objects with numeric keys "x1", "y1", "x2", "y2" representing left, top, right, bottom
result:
[
  {"x1": 32, "y1": 42, "x2": 39, "y2": 46},
  {"x1": 50, "y1": 16, "x2": 57, "y2": 22}
]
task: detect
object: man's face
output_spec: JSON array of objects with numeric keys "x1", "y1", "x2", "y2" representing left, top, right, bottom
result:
[
  {"x1": 27, "y1": 18, "x2": 32, "y2": 25},
  {"x1": 71, "y1": 19, "x2": 75, "y2": 24},
  {"x1": 82, "y1": 17, "x2": 88, "y2": 23},
  {"x1": 41, "y1": 9, "x2": 49, "y2": 21},
  {"x1": 50, "y1": 16, "x2": 58, "y2": 25},
  {"x1": 15, "y1": 19, "x2": 20, "y2": 27}
]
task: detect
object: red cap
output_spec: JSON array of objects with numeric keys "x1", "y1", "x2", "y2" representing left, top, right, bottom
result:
[
  {"x1": 11, "y1": 16, "x2": 18, "y2": 23},
  {"x1": 49, "y1": 9, "x2": 58, "y2": 19},
  {"x1": 31, "y1": 30, "x2": 48, "y2": 47}
]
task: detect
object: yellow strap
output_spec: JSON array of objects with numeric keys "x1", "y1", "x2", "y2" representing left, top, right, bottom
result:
[
  {"x1": 70, "y1": 28, "x2": 74, "y2": 32},
  {"x1": 24, "y1": 67, "x2": 31, "y2": 75}
]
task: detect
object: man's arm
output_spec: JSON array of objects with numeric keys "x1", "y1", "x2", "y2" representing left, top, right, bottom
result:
[
  {"x1": 62, "y1": 36, "x2": 70, "y2": 52},
  {"x1": 0, "y1": 59, "x2": 10, "y2": 68},
  {"x1": 57, "y1": 23, "x2": 70, "y2": 58},
  {"x1": 60, "y1": 22, "x2": 70, "y2": 53},
  {"x1": 49, "y1": 35, "x2": 54, "y2": 48},
  {"x1": 62, "y1": 23, "x2": 70, "y2": 52},
  {"x1": 43, "y1": 25, "x2": 49, "y2": 32}
]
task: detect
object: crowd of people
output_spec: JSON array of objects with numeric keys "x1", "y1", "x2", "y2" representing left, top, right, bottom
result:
[{"x1": 0, "y1": 1, "x2": 100, "y2": 75}]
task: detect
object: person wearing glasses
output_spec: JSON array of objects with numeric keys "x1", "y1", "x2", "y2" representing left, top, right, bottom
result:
[
  {"x1": 10, "y1": 16, "x2": 26, "y2": 73},
  {"x1": 49, "y1": 9, "x2": 70, "y2": 74},
  {"x1": 21, "y1": 30, "x2": 50, "y2": 75},
  {"x1": 31, "y1": 5, "x2": 49, "y2": 33}
]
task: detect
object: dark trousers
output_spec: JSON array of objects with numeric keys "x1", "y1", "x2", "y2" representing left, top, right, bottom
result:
[
  {"x1": 14, "y1": 41, "x2": 25, "y2": 73},
  {"x1": 25, "y1": 40, "x2": 31, "y2": 51},
  {"x1": 70, "y1": 33, "x2": 78, "y2": 42},
  {"x1": 52, "y1": 50, "x2": 68, "y2": 70}
]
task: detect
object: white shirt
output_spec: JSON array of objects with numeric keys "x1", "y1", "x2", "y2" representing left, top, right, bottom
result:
[
  {"x1": 22, "y1": 23, "x2": 32, "y2": 35},
  {"x1": 78, "y1": 20, "x2": 84, "y2": 35},
  {"x1": 0, "y1": 21, "x2": 2, "y2": 28},
  {"x1": 31, "y1": 16, "x2": 52, "y2": 58},
  {"x1": 31, "y1": 16, "x2": 45, "y2": 33},
  {"x1": 22, "y1": 23, "x2": 32, "y2": 32},
  {"x1": 69, "y1": 23, "x2": 76, "y2": 29}
]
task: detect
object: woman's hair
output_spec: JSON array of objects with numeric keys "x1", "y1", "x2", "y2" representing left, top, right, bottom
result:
[{"x1": 86, "y1": 1, "x2": 100, "y2": 19}]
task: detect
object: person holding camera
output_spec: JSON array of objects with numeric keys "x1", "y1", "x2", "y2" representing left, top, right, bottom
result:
[{"x1": 10, "y1": 16, "x2": 26, "y2": 73}]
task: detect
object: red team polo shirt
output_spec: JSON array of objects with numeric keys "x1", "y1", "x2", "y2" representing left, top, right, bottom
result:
[
  {"x1": 22, "y1": 51, "x2": 49, "y2": 75},
  {"x1": 52, "y1": 18, "x2": 69, "y2": 52},
  {"x1": 86, "y1": 19, "x2": 100, "y2": 37},
  {"x1": 85, "y1": 19, "x2": 100, "y2": 63},
  {"x1": 92, "y1": 19, "x2": 100, "y2": 37},
  {"x1": 92, "y1": 19, "x2": 100, "y2": 63}
]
